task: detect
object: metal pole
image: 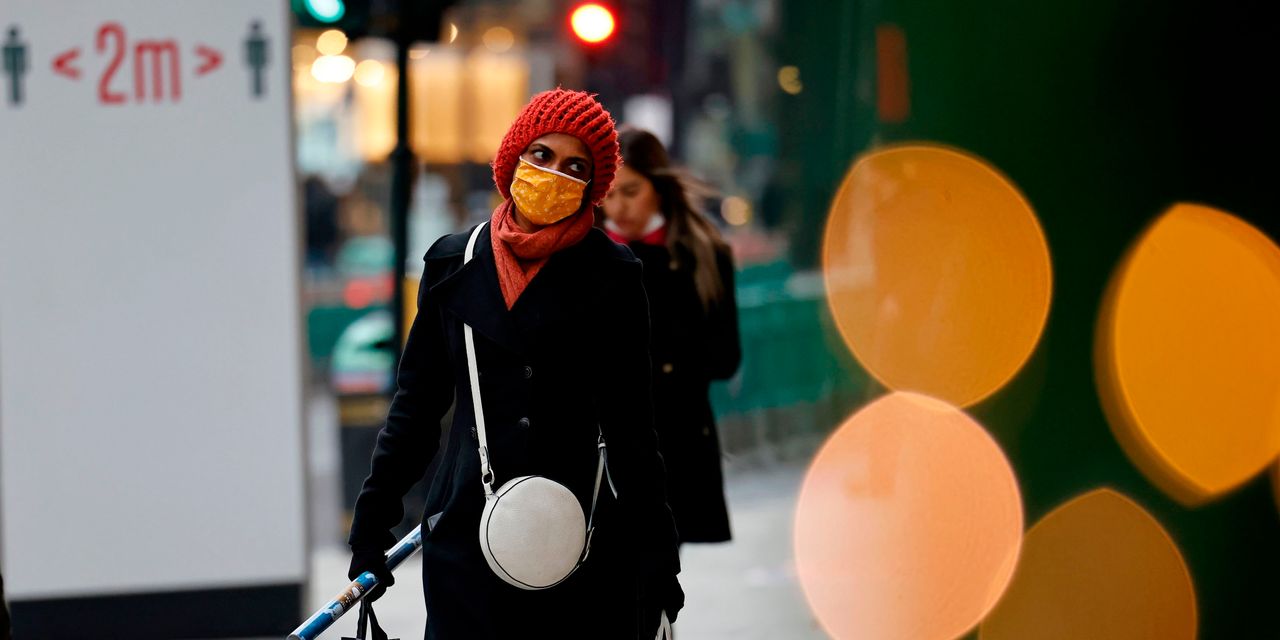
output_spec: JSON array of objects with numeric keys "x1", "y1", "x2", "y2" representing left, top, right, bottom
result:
[{"x1": 388, "y1": 10, "x2": 414, "y2": 369}]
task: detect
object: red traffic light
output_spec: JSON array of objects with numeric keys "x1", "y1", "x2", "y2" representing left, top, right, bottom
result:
[{"x1": 570, "y1": 3, "x2": 615, "y2": 44}]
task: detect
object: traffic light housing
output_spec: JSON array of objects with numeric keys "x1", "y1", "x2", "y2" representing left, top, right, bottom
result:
[
  {"x1": 292, "y1": 0, "x2": 456, "y2": 43},
  {"x1": 299, "y1": 0, "x2": 346, "y2": 24},
  {"x1": 396, "y1": 0, "x2": 456, "y2": 43},
  {"x1": 293, "y1": 0, "x2": 370, "y2": 34}
]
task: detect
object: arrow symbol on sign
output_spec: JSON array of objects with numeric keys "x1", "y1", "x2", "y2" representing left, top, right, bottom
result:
[
  {"x1": 194, "y1": 45, "x2": 222, "y2": 76},
  {"x1": 52, "y1": 48, "x2": 81, "y2": 79}
]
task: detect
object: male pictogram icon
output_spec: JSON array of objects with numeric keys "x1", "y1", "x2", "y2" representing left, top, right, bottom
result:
[
  {"x1": 3, "y1": 25, "x2": 27, "y2": 106},
  {"x1": 245, "y1": 21, "x2": 268, "y2": 98}
]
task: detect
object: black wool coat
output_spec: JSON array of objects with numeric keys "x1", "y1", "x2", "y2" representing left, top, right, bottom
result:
[
  {"x1": 349, "y1": 224, "x2": 681, "y2": 639},
  {"x1": 624, "y1": 240, "x2": 741, "y2": 543}
]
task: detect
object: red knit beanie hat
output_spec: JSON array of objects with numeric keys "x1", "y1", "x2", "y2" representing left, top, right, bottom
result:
[{"x1": 492, "y1": 89, "x2": 619, "y2": 206}]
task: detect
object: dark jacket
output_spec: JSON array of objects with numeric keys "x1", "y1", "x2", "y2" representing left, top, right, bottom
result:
[
  {"x1": 625, "y1": 240, "x2": 741, "y2": 543},
  {"x1": 349, "y1": 224, "x2": 681, "y2": 639}
]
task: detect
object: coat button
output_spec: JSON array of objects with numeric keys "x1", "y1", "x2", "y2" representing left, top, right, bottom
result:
[
  {"x1": 518, "y1": 417, "x2": 531, "y2": 429},
  {"x1": 661, "y1": 363, "x2": 674, "y2": 374},
  {"x1": 523, "y1": 365, "x2": 533, "y2": 379},
  {"x1": 702, "y1": 426, "x2": 711, "y2": 436}
]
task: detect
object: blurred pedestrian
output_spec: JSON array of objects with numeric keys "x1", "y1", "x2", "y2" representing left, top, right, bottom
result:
[
  {"x1": 347, "y1": 90, "x2": 682, "y2": 639},
  {"x1": 303, "y1": 174, "x2": 340, "y2": 269},
  {"x1": 602, "y1": 128, "x2": 742, "y2": 546}
]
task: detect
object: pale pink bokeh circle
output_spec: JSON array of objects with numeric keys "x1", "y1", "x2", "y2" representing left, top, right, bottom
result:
[{"x1": 794, "y1": 392, "x2": 1024, "y2": 640}]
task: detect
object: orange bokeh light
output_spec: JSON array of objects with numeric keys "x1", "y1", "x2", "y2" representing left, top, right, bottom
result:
[
  {"x1": 1096, "y1": 203, "x2": 1280, "y2": 505},
  {"x1": 794, "y1": 392, "x2": 1023, "y2": 640},
  {"x1": 570, "y1": 4, "x2": 615, "y2": 44},
  {"x1": 979, "y1": 489, "x2": 1196, "y2": 640},
  {"x1": 822, "y1": 144, "x2": 1051, "y2": 407}
]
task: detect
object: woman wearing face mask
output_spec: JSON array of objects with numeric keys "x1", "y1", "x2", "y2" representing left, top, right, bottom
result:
[
  {"x1": 345, "y1": 90, "x2": 682, "y2": 639},
  {"x1": 602, "y1": 128, "x2": 742, "y2": 547}
]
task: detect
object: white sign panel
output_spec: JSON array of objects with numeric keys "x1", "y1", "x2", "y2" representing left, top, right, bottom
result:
[{"x1": 0, "y1": 1, "x2": 305, "y2": 600}]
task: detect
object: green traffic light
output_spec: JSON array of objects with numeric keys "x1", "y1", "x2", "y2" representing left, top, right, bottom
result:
[{"x1": 305, "y1": 0, "x2": 346, "y2": 23}]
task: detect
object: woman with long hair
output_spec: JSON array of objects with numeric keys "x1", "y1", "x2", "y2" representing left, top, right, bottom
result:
[
  {"x1": 346, "y1": 90, "x2": 683, "y2": 639},
  {"x1": 602, "y1": 128, "x2": 742, "y2": 546}
]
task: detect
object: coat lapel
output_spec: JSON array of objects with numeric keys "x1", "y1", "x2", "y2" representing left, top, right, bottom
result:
[
  {"x1": 509, "y1": 233, "x2": 614, "y2": 341},
  {"x1": 430, "y1": 227, "x2": 620, "y2": 354},
  {"x1": 429, "y1": 224, "x2": 525, "y2": 355}
]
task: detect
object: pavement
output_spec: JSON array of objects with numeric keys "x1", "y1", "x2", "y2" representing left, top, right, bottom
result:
[{"x1": 302, "y1": 464, "x2": 827, "y2": 639}]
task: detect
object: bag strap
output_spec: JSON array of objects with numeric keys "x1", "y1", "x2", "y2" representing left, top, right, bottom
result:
[
  {"x1": 462, "y1": 222, "x2": 611, "y2": 515},
  {"x1": 462, "y1": 223, "x2": 497, "y2": 496}
]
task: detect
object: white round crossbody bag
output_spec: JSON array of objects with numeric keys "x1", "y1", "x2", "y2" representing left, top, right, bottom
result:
[{"x1": 462, "y1": 222, "x2": 615, "y2": 591}]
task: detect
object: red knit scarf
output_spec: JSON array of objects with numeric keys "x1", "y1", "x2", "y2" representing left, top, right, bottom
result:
[{"x1": 490, "y1": 200, "x2": 593, "y2": 309}]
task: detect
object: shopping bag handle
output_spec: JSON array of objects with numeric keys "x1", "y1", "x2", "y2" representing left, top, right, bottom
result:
[
  {"x1": 349, "y1": 601, "x2": 390, "y2": 640},
  {"x1": 656, "y1": 610, "x2": 673, "y2": 640},
  {"x1": 288, "y1": 526, "x2": 422, "y2": 640}
]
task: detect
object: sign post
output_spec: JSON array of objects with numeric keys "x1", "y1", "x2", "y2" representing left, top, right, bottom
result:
[{"x1": 0, "y1": 2, "x2": 306, "y2": 637}]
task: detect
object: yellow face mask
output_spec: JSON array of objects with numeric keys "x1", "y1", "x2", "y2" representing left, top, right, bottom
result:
[{"x1": 510, "y1": 158, "x2": 589, "y2": 226}]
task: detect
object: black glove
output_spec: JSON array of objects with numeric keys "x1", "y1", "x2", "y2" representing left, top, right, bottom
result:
[
  {"x1": 642, "y1": 571, "x2": 685, "y2": 631},
  {"x1": 348, "y1": 548, "x2": 395, "y2": 603}
]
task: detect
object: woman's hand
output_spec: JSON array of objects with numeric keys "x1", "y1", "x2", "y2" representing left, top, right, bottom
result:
[{"x1": 348, "y1": 549, "x2": 395, "y2": 602}]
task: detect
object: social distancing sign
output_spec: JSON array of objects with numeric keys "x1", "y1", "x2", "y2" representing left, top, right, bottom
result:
[
  {"x1": 3, "y1": 10, "x2": 275, "y2": 107},
  {"x1": 0, "y1": 1, "x2": 305, "y2": 630}
]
